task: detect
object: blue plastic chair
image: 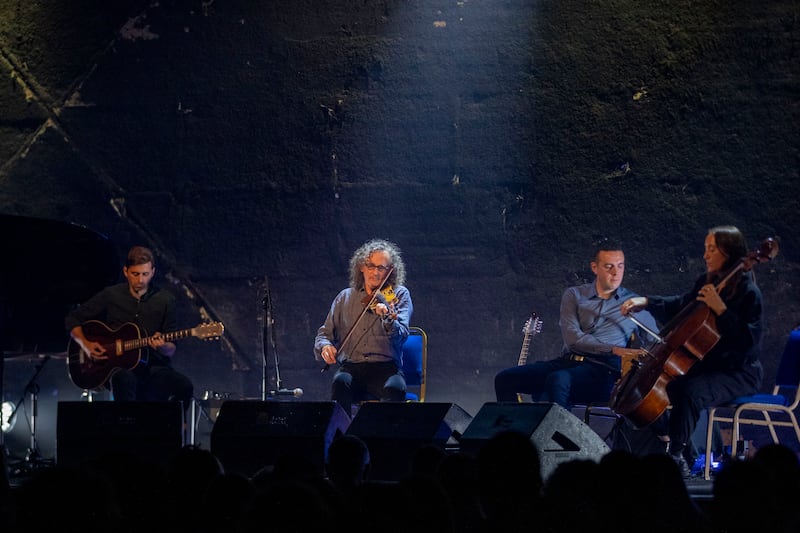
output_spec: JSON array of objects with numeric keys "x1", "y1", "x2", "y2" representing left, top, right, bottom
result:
[
  {"x1": 704, "y1": 328, "x2": 800, "y2": 479},
  {"x1": 401, "y1": 326, "x2": 427, "y2": 402}
]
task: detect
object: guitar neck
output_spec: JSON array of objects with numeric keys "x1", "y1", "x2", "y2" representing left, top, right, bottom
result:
[
  {"x1": 122, "y1": 328, "x2": 195, "y2": 352},
  {"x1": 517, "y1": 332, "x2": 533, "y2": 366}
]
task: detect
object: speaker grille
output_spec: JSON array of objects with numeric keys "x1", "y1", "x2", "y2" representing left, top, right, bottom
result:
[
  {"x1": 56, "y1": 401, "x2": 184, "y2": 469},
  {"x1": 460, "y1": 402, "x2": 610, "y2": 479},
  {"x1": 210, "y1": 400, "x2": 350, "y2": 477}
]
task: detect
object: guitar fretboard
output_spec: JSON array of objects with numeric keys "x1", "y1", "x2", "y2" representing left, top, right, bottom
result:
[
  {"x1": 517, "y1": 332, "x2": 533, "y2": 366},
  {"x1": 121, "y1": 328, "x2": 194, "y2": 351}
]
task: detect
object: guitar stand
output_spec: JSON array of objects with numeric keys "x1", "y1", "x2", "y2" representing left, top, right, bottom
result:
[
  {"x1": 188, "y1": 395, "x2": 217, "y2": 445},
  {"x1": 7, "y1": 357, "x2": 55, "y2": 476}
]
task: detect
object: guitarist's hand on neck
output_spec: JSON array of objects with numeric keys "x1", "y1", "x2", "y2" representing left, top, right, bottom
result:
[{"x1": 148, "y1": 332, "x2": 176, "y2": 357}]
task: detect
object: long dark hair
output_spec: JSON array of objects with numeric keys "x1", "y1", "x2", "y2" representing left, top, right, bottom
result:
[
  {"x1": 709, "y1": 225, "x2": 748, "y2": 271},
  {"x1": 707, "y1": 225, "x2": 750, "y2": 288}
]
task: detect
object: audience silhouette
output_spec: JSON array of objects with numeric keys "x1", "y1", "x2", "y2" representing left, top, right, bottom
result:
[{"x1": 3, "y1": 427, "x2": 799, "y2": 532}]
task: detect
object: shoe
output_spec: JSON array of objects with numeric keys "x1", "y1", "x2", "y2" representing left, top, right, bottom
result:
[{"x1": 670, "y1": 453, "x2": 692, "y2": 479}]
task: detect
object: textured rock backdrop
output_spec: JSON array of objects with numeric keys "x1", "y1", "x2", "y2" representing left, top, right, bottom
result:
[{"x1": 1, "y1": 0, "x2": 798, "y2": 455}]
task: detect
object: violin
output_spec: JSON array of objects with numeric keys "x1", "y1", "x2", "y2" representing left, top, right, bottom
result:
[
  {"x1": 363, "y1": 284, "x2": 398, "y2": 321},
  {"x1": 609, "y1": 237, "x2": 778, "y2": 427}
]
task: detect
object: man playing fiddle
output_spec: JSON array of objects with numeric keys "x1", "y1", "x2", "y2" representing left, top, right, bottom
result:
[{"x1": 315, "y1": 239, "x2": 413, "y2": 415}]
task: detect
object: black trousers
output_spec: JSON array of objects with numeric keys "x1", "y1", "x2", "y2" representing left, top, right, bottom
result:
[
  {"x1": 110, "y1": 364, "x2": 194, "y2": 407},
  {"x1": 331, "y1": 361, "x2": 406, "y2": 415},
  {"x1": 652, "y1": 367, "x2": 758, "y2": 458}
]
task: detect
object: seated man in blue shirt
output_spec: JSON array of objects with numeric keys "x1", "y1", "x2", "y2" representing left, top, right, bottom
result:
[{"x1": 495, "y1": 240, "x2": 656, "y2": 408}]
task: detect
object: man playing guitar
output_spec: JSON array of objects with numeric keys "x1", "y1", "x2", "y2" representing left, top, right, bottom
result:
[{"x1": 65, "y1": 246, "x2": 194, "y2": 406}]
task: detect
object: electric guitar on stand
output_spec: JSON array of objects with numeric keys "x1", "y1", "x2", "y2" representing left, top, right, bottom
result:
[
  {"x1": 516, "y1": 312, "x2": 543, "y2": 402},
  {"x1": 67, "y1": 319, "x2": 224, "y2": 390}
]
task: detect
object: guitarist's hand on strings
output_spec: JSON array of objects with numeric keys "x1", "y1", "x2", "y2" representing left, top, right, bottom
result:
[
  {"x1": 83, "y1": 340, "x2": 108, "y2": 360},
  {"x1": 71, "y1": 326, "x2": 108, "y2": 360}
]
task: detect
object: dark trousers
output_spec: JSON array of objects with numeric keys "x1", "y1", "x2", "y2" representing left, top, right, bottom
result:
[
  {"x1": 651, "y1": 368, "x2": 758, "y2": 458},
  {"x1": 111, "y1": 365, "x2": 194, "y2": 407},
  {"x1": 332, "y1": 361, "x2": 406, "y2": 415},
  {"x1": 494, "y1": 357, "x2": 619, "y2": 408}
]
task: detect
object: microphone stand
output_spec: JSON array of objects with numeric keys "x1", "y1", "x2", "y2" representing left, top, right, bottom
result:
[
  {"x1": 8, "y1": 356, "x2": 54, "y2": 475},
  {"x1": 261, "y1": 276, "x2": 303, "y2": 400}
]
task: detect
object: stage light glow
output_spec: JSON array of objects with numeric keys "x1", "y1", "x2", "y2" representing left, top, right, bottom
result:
[{"x1": 1, "y1": 401, "x2": 16, "y2": 433}]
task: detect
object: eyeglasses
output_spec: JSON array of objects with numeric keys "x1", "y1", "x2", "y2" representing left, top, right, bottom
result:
[{"x1": 364, "y1": 262, "x2": 391, "y2": 273}]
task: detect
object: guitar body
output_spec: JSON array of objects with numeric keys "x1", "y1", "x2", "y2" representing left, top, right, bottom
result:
[
  {"x1": 67, "y1": 320, "x2": 143, "y2": 390},
  {"x1": 67, "y1": 319, "x2": 225, "y2": 390}
]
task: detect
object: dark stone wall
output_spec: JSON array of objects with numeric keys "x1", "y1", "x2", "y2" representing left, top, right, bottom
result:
[{"x1": 1, "y1": 0, "x2": 798, "y2": 450}]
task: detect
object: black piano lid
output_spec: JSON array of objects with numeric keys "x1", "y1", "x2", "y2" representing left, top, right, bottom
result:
[{"x1": 0, "y1": 213, "x2": 120, "y2": 355}]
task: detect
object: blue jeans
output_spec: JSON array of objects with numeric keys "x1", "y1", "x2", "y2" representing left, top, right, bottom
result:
[{"x1": 494, "y1": 357, "x2": 619, "y2": 408}]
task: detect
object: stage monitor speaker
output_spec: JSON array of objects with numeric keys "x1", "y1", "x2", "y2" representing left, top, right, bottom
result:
[
  {"x1": 210, "y1": 400, "x2": 350, "y2": 477},
  {"x1": 56, "y1": 401, "x2": 184, "y2": 469},
  {"x1": 346, "y1": 402, "x2": 473, "y2": 481},
  {"x1": 459, "y1": 402, "x2": 610, "y2": 480}
]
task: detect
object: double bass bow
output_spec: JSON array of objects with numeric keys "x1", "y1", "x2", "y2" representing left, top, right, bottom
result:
[
  {"x1": 609, "y1": 237, "x2": 778, "y2": 427},
  {"x1": 320, "y1": 266, "x2": 395, "y2": 372}
]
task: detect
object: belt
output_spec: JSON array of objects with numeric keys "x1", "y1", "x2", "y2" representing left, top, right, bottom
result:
[{"x1": 564, "y1": 353, "x2": 620, "y2": 374}]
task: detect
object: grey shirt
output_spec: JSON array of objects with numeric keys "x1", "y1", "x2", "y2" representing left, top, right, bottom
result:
[
  {"x1": 314, "y1": 285, "x2": 412, "y2": 366},
  {"x1": 559, "y1": 283, "x2": 657, "y2": 357}
]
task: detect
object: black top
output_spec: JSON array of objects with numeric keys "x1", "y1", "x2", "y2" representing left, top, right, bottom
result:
[
  {"x1": 646, "y1": 271, "x2": 763, "y2": 386},
  {"x1": 65, "y1": 283, "x2": 177, "y2": 366}
]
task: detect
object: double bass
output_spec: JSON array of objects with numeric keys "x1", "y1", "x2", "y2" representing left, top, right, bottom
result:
[{"x1": 609, "y1": 237, "x2": 778, "y2": 427}]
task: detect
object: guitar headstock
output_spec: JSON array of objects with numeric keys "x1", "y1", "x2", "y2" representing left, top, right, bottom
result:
[
  {"x1": 194, "y1": 321, "x2": 225, "y2": 340},
  {"x1": 523, "y1": 313, "x2": 543, "y2": 335}
]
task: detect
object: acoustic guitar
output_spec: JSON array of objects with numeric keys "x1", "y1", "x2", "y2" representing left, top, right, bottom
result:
[{"x1": 67, "y1": 319, "x2": 224, "y2": 390}]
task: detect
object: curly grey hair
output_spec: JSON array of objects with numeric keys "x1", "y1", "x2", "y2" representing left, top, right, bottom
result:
[{"x1": 348, "y1": 239, "x2": 407, "y2": 290}]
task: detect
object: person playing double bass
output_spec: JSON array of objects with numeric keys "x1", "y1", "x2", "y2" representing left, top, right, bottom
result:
[
  {"x1": 315, "y1": 238, "x2": 412, "y2": 415},
  {"x1": 621, "y1": 226, "x2": 764, "y2": 478}
]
